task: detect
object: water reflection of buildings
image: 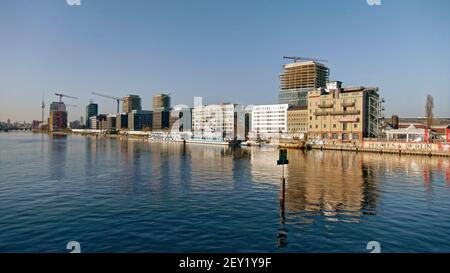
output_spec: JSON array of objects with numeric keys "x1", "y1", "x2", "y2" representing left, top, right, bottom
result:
[
  {"x1": 249, "y1": 148, "x2": 380, "y2": 223},
  {"x1": 285, "y1": 151, "x2": 379, "y2": 222},
  {"x1": 49, "y1": 135, "x2": 68, "y2": 180}
]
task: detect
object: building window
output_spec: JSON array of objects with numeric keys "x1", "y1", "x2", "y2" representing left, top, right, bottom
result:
[
  {"x1": 332, "y1": 133, "x2": 338, "y2": 139},
  {"x1": 352, "y1": 133, "x2": 359, "y2": 140},
  {"x1": 354, "y1": 123, "x2": 357, "y2": 128},
  {"x1": 333, "y1": 124, "x2": 336, "y2": 128},
  {"x1": 324, "y1": 124, "x2": 326, "y2": 128},
  {"x1": 315, "y1": 125, "x2": 318, "y2": 129}
]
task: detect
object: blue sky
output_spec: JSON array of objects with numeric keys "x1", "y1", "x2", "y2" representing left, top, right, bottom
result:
[{"x1": 0, "y1": 0, "x2": 449, "y2": 122}]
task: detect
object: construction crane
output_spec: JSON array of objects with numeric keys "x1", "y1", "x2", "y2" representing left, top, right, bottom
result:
[
  {"x1": 282, "y1": 56, "x2": 328, "y2": 63},
  {"x1": 54, "y1": 93, "x2": 78, "y2": 103},
  {"x1": 91, "y1": 92, "x2": 124, "y2": 113}
]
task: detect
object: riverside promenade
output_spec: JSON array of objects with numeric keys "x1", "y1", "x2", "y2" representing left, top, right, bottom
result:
[{"x1": 312, "y1": 140, "x2": 450, "y2": 157}]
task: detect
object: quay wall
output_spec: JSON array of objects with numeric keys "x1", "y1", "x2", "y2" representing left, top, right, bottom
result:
[{"x1": 312, "y1": 140, "x2": 450, "y2": 157}]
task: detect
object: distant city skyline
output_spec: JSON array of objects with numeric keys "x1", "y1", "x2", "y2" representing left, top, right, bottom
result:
[{"x1": 0, "y1": 0, "x2": 449, "y2": 122}]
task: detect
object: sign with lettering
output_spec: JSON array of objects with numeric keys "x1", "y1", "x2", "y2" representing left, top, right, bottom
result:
[{"x1": 277, "y1": 149, "x2": 289, "y2": 165}]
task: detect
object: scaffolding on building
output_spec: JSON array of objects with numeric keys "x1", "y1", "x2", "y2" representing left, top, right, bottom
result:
[{"x1": 368, "y1": 91, "x2": 385, "y2": 138}]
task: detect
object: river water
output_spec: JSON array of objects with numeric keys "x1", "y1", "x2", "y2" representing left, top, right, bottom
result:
[{"x1": 0, "y1": 132, "x2": 449, "y2": 252}]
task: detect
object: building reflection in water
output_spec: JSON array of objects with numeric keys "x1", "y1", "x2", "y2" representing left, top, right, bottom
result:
[
  {"x1": 48, "y1": 134, "x2": 68, "y2": 180},
  {"x1": 78, "y1": 137, "x2": 449, "y2": 248}
]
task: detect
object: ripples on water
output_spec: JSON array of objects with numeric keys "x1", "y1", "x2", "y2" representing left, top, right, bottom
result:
[{"x1": 0, "y1": 132, "x2": 449, "y2": 252}]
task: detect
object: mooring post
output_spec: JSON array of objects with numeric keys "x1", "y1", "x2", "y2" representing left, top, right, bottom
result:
[{"x1": 277, "y1": 149, "x2": 288, "y2": 216}]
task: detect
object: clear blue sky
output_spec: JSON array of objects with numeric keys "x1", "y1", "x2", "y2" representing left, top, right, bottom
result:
[{"x1": 0, "y1": 0, "x2": 449, "y2": 122}]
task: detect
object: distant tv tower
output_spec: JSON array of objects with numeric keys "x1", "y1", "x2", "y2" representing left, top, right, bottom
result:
[{"x1": 41, "y1": 91, "x2": 45, "y2": 123}]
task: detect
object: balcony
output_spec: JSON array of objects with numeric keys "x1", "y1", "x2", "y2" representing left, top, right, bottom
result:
[
  {"x1": 339, "y1": 117, "x2": 359, "y2": 123},
  {"x1": 318, "y1": 101, "x2": 334, "y2": 108},
  {"x1": 342, "y1": 101, "x2": 355, "y2": 107},
  {"x1": 313, "y1": 110, "x2": 330, "y2": 116},
  {"x1": 330, "y1": 110, "x2": 360, "y2": 115}
]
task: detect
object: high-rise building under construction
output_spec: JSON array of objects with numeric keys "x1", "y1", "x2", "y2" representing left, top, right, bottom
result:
[
  {"x1": 278, "y1": 61, "x2": 329, "y2": 107},
  {"x1": 122, "y1": 95, "x2": 142, "y2": 113},
  {"x1": 49, "y1": 102, "x2": 68, "y2": 131}
]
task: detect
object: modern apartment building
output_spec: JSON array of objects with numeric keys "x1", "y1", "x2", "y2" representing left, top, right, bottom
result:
[
  {"x1": 192, "y1": 103, "x2": 244, "y2": 141},
  {"x1": 89, "y1": 116, "x2": 98, "y2": 130},
  {"x1": 128, "y1": 110, "x2": 152, "y2": 131},
  {"x1": 153, "y1": 93, "x2": 171, "y2": 112},
  {"x1": 279, "y1": 61, "x2": 329, "y2": 107},
  {"x1": 169, "y1": 105, "x2": 192, "y2": 133},
  {"x1": 123, "y1": 95, "x2": 142, "y2": 113},
  {"x1": 152, "y1": 111, "x2": 170, "y2": 130},
  {"x1": 115, "y1": 113, "x2": 128, "y2": 130},
  {"x1": 250, "y1": 104, "x2": 289, "y2": 139},
  {"x1": 308, "y1": 81, "x2": 383, "y2": 141},
  {"x1": 104, "y1": 114, "x2": 117, "y2": 131},
  {"x1": 287, "y1": 105, "x2": 309, "y2": 137},
  {"x1": 85, "y1": 102, "x2": 98, "y2": 129}
]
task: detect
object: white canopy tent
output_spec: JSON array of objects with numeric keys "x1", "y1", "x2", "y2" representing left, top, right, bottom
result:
[{"x1": 386, "y1": 124, "x2": 436, "y2": 142}]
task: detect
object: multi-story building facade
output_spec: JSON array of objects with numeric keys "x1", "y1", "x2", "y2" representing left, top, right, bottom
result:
[
  {"x1": 244, "y1": 105, "x2": 254, "y2": 140},
  {"x1": 88, "y1": 114, "x2": 107, "y2": 130},
  {"x1": 192, "y1": 103, "x2": 244, "y2": 141},
  {"x1": 115, "y1": 113, "x2": 128, "y2": 130},
  {"x1": 85, "y1": 102, "x2": 98, "y2": 129},
  {"x1": 89, "y1": 116, "x2": 98, "y2": 130},
  {"x1": 122, "y1": 95, "x2": 142, "y2": 113},
  {"x1": 279, "y1": 61, "x2": 329, "y2": 107},
  {"x1": 128, "y1": 110, "x2": 152, "y2": 131},
  {"x1": 287, "y1": 105, "x2": 308, "y2": 138},
  {"x1": 152, "y1": 94, "x2": 171, "y2": 130},
  {"x1": 49, "y1": 102, "x2": 68, "y2": 131},
  {"x1": 104, "y1": 115, "x2": 116, "y2": 131},
  {"x1": 152, "y1": 93, "x2": 171, "y2": 112},
  {"x1": 169, "y1": 105, "x2": 192, "y2": 133},
  {"x1": 152, "y1": 111, "x2": 170, "y2": 130},
  {"x1": 308, "y1": 81, "x2": 383, "y2": 141},
  {"x1": 250, "y1": 104, "x2": 289, "y2": 140}
]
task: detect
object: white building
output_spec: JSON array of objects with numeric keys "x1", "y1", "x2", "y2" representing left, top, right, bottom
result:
[
  {"x1": 89, "y1": 116, "x2": 98, "y2": 130},
  {"x1": 192, "y1": 103, "x2": 245, "y2": 142},
  {"x1": 250, "y1": 104, "x2": 289, "y2": 140}
]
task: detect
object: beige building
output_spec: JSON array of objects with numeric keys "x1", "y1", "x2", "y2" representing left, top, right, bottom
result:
[
  {"x1": 279, "y1": 61, "x2": 329, "y2": 107},
  {"x1": 122, "y1": 95, "x2": 142, "y2": 113},
  {"x1": 287, "y1": 105, "x2": 308, "y2": 137},
  {"x1": 152, "y1": 93, "x2": 171, "y2": 111},
  {"x1": 308, "y1": 81, "x2": 383, "y2": 141}
]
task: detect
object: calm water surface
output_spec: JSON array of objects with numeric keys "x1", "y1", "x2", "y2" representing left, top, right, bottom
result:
[{"x1": 0, "y1": 132, "x2": 449, "y2": 252}]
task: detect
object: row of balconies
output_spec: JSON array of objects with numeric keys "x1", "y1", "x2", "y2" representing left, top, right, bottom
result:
[
  {"x1": 314, "y1": 110, "x2": 361, "y2": 116},
  {"x1": 317, "y1": 100, "x2": 356, "y2": 108}
]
